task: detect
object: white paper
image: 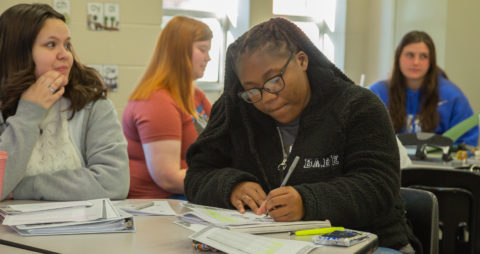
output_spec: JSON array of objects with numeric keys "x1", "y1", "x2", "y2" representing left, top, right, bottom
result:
[
  {"x1": 190, "y1": 227, "x2": 316, "y2": 254},
  {"x1": 103, "y1": 3, "x2": 120, "y2": 30},
  {"x1": 2, "y1": 199, "x2": 108, "y2": 226},
  {"x1": 113, "y1": 200, "x2": 176, "y2": 216},
  {"x1": 174, "y1": 220, "x2": 208, "y2": 232},
  {"x1": 1, "y1": 200, "x2": 92, "y2": 213},
  {"x1": 180, "y1": 203, "x2": 330, "y2": 234},
  {"x1": 182, "y1": 203, "x2": 271, "y2": 226},
  {"x1": 4, "y1": 200, "x2": 135, "y2": 236},
  {"x1": 87, "y1": 2, "x2": 104, "y2": 31}
]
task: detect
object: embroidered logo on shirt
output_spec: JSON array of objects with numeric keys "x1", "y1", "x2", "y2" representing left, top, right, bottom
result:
[
  {"x1": 406, "y1": 114, "x2": 422, "y2": 133},
  {"x1": 303, "y1": 155, "x2": 339, "y2": 168},
  {"x1": 437, "y1": 100, "x2": 448, "y2": 106}
]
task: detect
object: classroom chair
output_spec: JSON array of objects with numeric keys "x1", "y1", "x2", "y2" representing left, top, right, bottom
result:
[
  {"x1": 400, "y1": 187, "x2": 439, "y2": 254},
  {"x1": 402, "y1": 167, "x2": 480, "y2": 254}
]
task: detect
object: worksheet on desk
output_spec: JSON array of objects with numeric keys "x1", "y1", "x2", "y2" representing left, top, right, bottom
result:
[
  {"x1": 180, "y1": 203, "x2": 330, "y2": 234},
  {"x1": 1, "y1": 199, "x2": 108, "y2": 226},
  {"x1": 113, "y1": 200, "x2": 176, "y2": 216},
  {"x1": 190, "y1": 227, "x2": 316, "y2": 254},
  {"x1": 181, "y1": 203, "x2": 271, "y2": 226}
]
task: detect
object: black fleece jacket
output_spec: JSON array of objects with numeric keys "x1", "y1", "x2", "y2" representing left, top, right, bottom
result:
[{"x1": 185, "y1": 77, "x2": 418, "y2": 250}]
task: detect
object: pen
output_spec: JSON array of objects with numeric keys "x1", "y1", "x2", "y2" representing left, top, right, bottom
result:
[
  {"x1": 264, "y1": 156, "x2": 301, "y2": 218},
  {"x1": 134, "y1": 202, "x2": 154, "y2": 210},
  {"x1": 295, "y1": 227, "x2": 345, "y2": 236},
  {"x1": 280, "y1": 156, "x2": 300, "y2": 187}
]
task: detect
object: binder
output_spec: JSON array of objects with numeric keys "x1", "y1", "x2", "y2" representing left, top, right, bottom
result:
[{"x1": 0, "y1": 199, "x2": 135, "y2": 236}]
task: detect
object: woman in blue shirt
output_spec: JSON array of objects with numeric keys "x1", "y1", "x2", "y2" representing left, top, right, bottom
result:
[{"x1": 369, "y1": 31, "x2": 478, "y2": 147}]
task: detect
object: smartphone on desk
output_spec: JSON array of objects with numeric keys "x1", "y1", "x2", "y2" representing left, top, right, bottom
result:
[{"x1": 312, "y1": 230, "x2": 370, "y2": 247}]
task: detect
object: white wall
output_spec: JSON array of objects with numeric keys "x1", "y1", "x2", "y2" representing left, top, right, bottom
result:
[
  {"x1": 445, "y1": 0, "x2": 480, "y2": 116},
  {"x1": 394, "y1": 0, "x2": 448, "y2": 68},
  {"x1": 344, "y1": 0, "x2": 395, "y2": 85}
]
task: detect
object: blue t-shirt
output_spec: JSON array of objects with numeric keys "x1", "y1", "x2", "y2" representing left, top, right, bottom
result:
[{"x1": 368, "y1": 76, "x2": 479, "y2": 146}]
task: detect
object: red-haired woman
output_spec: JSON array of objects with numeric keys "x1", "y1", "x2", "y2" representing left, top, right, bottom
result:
[{"x1": 122, "y1": 16, "x2": 212, "y2": 199}]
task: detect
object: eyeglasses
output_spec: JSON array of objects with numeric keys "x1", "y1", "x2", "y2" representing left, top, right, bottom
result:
[{"x1": 238, "y1": 53, "x2": 293, "y2": 103}]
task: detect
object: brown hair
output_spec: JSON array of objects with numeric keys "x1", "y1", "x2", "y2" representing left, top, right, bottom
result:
[
  {"x1": 388, "y1": 31, "x2": 439, "y2": 132},
  {"x1": 129, "y1": 16, "x2": 212, "y2": 118},
  {"x1": 0, "y1": 3, "x2": 106, "y2": 120}
]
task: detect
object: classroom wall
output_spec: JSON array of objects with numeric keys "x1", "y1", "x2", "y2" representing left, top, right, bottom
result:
[
  {"x1": 1, "y1": 0, "x2": 480, "y2": 122},
  {"x1": 394, "y1": 0, "x2": 448, "y2": 68},
  {"x1": 344, "y1": 0, "x2": 395, "y2": 85},
  {"x1": 445, "y1": 0, "x2": 480, "y2": 116},
  {"x1": 249, "y1": 0, "x2": 273, "y2": 27}
]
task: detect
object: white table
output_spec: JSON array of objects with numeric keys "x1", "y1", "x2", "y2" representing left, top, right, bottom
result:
[{"x1": 0, "y1": 200, "x2": 378, "y2": 254}]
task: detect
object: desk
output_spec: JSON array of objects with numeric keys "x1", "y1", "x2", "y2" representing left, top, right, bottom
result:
[
  {"x1": 404, "y1": 148, "x2": 480, "y2": 171},
  {"x1": 0, "y1": 200, "x2": 377, "y2": 254},
  {"x1": 401, "y1": 167, "x2": 480, "y2": 253}
]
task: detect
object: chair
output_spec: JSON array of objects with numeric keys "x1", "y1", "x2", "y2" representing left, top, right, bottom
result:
[
  {"x1": 400, "y1": 187, "x2": 439, "y2": 254},
  {"x1": 402, "y1": 167, "x2": 480, "y2": 254}
]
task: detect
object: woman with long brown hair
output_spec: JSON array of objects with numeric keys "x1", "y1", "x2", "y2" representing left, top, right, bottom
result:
[
  {"x1": 370, "y1": 31, "x2": 478, "y2": 146},
  {"x1": 122, "y1": 16, "x2": 212, "y2": 199},
  {"x1": 0, "y1": 3, "x2": 129, "y2": 200}
]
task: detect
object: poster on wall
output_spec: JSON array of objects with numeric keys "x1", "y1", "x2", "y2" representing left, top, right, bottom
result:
[
  {"x1": 103, "y1": 3, "x2": 120, "y2": 31},
  {"x1": 87, "y1": 2, "x2": 120, "y2": 31},
  {"x1": 103, "y1": 65, "x2": 119, "y2": 92},
  {"x1": 87, "y1": 2, "x2": 104, "y2": 30},
  {"x1": 53, "y1": 0, "x2": 71, "y2": 25},
  {"x1": 87, "y1": 64, "x2": 118, "y2": 92}
]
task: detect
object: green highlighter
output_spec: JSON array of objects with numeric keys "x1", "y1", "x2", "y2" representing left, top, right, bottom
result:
[{"x1": 295, "y1": 227, "x2": 345, "y2": 236}]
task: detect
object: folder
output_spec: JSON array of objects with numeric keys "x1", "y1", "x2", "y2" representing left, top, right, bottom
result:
[{"x1": 0, "y1": 199, "x2": 135, "y2": 236}]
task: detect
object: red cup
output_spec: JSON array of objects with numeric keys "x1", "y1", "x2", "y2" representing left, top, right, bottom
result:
[{"x1": 0, "y1": 151, "x2": 7, "y2": 198}]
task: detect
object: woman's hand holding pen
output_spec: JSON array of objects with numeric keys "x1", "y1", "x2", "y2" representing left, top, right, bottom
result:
[
  {"x1": 21, "y1": 71, "x2": 67, "y2": 110},
  {"x1": 230, "y1": 181, "x2": 266, "y2": 215},
  {"x1": 258, "y1": 186, "x2": 305, "y2": 222}
]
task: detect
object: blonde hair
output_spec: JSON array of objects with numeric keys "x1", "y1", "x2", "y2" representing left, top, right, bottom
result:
[{"x1": 129, "y1": 16, "x2": 212, "y2": 117}]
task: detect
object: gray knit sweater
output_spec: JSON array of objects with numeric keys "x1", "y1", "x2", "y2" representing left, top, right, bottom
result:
[{"x1": 0, "y1": 99, "x2": 129, "y2": 201}]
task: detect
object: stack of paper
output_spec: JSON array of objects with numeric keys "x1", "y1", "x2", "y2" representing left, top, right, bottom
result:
[
  {"x1": 0, "y1": 199, "x2": 134, "y2": 236},
  {"x1": 179, "y1": 203, "x2": 331, "y2": 234}
]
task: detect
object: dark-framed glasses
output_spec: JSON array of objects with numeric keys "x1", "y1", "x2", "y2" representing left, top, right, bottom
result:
[{"x1": 238, "y1": 53, "x2": 293, "y2": 103}]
